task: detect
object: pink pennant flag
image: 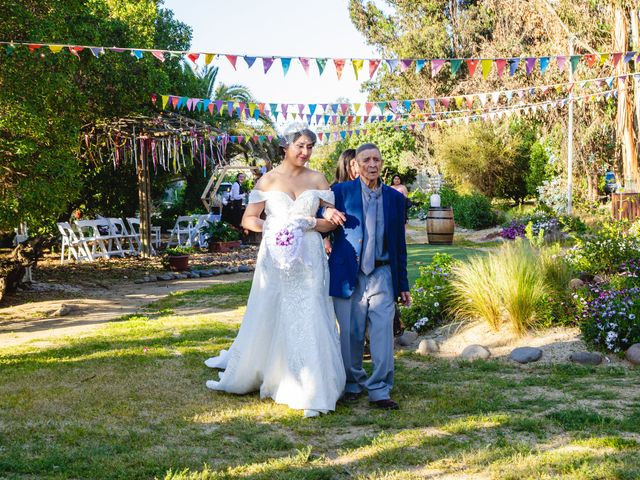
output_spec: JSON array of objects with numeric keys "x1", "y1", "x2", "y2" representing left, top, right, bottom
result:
[
  {"x1": 226, "y1": 55, "x2": 238, "y2": 70},
  {"x1": 151, "y1": 50, "x2": 165, "y2": 62},
  {"x1": 263, "y1": 57, "x2": 274, "y2": 74},
  {"x1": 365, "y1": 103, "x2": 374, "y2": 115},
  {"x1": 299, "y1": 57, "x2": 310, "y2": 75},
  {"x1": 431, "y1": 59, "x2": 445, "y2": 77},
  {"x1": 318, "y1": 132, "x2": 323, "y2": 142},
  {"x1": 340, "y1": 103, "x2": 349, "y2": 114},
  {"x1": 369, "y1": 59, "x2": 381, "y2": 78},
  {"x1": 495, "y1": 59, "x2": 507, "y2": 78},
  {"x1": 612, "y1": 52, "x2": 622, "y2": 67},
  {"x1": 298, "y1": 104, "x2": 305, "y2": 115},
  {"x1": 556, "y1": 55, "x2": 567, "y2": 71},
  {"x1": 441, "y1": 98, "x2": 450, "y2": 109}
]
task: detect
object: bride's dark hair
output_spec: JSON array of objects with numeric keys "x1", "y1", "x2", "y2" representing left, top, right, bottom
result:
[{"x1": 278, "y1": 123, "x2": 317, "y2": 157}]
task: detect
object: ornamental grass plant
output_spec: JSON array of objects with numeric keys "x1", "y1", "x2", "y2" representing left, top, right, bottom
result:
[{"x1": 449, "y1": 239, "x2": 565, "y2": 336}]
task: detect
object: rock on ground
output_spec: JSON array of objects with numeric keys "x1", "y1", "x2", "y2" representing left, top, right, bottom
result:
[
  {"x1": 625, "y1": 344, "x2": 640, "y2": 365},
  {"x1": 416, "y1": 338, "x2": 439, "y2": 355},
  {"x1": 509, "y1": 347, "x2": 543, "y2": 364},
  {"x1": 398, "y1": 330, "x2": 419, "y2": 346},
  {"x1": 459, "y1": 344, "x2": 491, "y2": 360},
  {"x1": 569, "y1": 351, "x2": 603, "y2": 365}
]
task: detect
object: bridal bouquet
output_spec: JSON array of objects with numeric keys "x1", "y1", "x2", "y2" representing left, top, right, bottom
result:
[{"x1": 264, "y1": 216, "x2": 316, "y2": 270}]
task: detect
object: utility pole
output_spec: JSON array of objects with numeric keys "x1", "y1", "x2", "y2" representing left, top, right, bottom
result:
[{"x1": 567, "y1": 35, "x2": 575, "y2": 214}]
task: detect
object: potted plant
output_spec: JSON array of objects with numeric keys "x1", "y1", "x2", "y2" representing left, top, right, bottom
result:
[
  {"x1": 204, "y1": 221, "x2": 242, "y2": 253},
  {"x1": 163, "y1": 246, "x2": 195, "y2": 271}
]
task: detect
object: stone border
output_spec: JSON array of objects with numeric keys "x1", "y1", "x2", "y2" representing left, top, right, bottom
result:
[{"x1": 134, "y1": 264, "x2": 254, "y2": 283}]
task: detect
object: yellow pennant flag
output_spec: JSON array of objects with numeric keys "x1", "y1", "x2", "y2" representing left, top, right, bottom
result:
[
  {"x1": 162, "y1": 95, "x2": 169, "y2": 109},
  {"x1": 204, "y1": 53, "x2": 215, "y2": 65},
  {"x1": 248, "y1": 103, "x2": 256, "y2": 117},
  {"x1": 454, "y1": 96, "x2": 463, "y2": 109},
  {"x1": 481, "y1": 59, "x2": 492, "y2": 79},
  {"x1": 292, "y1": 112, "x2": 297, "y2": 120},
  {"x1": 49, "y1": 45, "x2": 64, "y2": 53},
  {"x1": 353, "y1": 103, "x2": 361, "y2": 114},
  {"x1": 599, "y1": 53, "x2": 609, "y2": 66},
  {"x1": 352, "y1": 59, "x2": 364, "y2": 80},
  {"x1": 355, "y1": 115, "x2": 361, "y2": 123}
]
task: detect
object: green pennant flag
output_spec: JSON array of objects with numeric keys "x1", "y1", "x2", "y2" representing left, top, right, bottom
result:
[
  {"x1": 316, "y1": 58, "x2": 327, "y2": 75},
  {"x1": 570, "y1": 55, "x2": 580, "y2": 73},
  {"x1": 450, "y1": 59, "x2": 462, "y2": 77},
  {"x1": 6, "y1": 44, "x2": 15, "y2": 55}
]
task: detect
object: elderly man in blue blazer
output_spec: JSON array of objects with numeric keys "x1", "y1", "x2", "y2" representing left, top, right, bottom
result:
[{"x1": 326, "y1": 143, "x2": 411, "y2": 410}]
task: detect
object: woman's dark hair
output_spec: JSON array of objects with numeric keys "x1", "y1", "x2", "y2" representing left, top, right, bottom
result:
[
  {"x1": 278, "y1": 128, "x2": 317, "y2": 157},
  {"x1": 392, "y1": 174, "x2": 402, "y2": 183},
  {"x1": 333, "y1": 149, "x2": 356, "y2": 184}
]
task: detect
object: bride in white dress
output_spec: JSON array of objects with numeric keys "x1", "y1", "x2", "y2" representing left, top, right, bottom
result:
[{"x1": 205, "y1": 125, "x2": 347, "y2": 417}]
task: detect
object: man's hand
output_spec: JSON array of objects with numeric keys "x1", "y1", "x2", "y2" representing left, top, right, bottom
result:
[
  {"x1": 323, "y1": 207, "x2": 347, "y2": 226},
  {"x1": 400, "y1": 291, "x2": 411, "y2": 307}
]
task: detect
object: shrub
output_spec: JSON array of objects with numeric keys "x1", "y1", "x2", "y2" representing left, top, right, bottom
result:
[
  {"x1": 438, "y1": 185, "x2": 497, "y2": 230},
  {"x1": 565, "y1": 221, "x2": 640, "y2": 275},
  {"x1": 577, "y1": 286, "x2": 640, "y2": 353},
  {"x1": 164, "y1": 246, "x2": 195, "y2": 256},
  {"x1": 449, "y1": 240, "x2": 570, "y2": 335},
  {"x1": 400, "y1": 253, "x2": 455, "y2": 333},
  {"x1": 205, "y1": 221, "x2": 241, "y2": 242}
]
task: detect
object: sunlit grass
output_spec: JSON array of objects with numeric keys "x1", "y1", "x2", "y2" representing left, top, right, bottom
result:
[{"x1": 1, "y1": 282, "x2": 639, "y2": 479}]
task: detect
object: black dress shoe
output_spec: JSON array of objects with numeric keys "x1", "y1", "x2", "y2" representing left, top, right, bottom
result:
[
  {"x1": 340, "y1": 392, "x2": 362, "y2": 403},
  {"x1": 370, "y1": 398, "x2": 399, "y2": 410}
]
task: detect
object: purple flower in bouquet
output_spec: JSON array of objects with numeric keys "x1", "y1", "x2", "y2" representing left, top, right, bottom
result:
[{"x1": 275, "y1": 228, "x2": 295, "y2": 247}]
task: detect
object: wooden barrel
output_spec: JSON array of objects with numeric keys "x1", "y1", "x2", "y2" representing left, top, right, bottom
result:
[{"x1": 426, "y1": 207, "x2": 454, "y2": 245}]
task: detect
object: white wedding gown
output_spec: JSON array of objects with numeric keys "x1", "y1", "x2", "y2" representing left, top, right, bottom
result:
[{"x1": 205, "y1": 189, "x2": 346, "y2": 413}]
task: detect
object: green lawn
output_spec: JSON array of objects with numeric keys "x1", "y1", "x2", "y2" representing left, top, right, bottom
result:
[
  {"x1": 1, "y1": 282, "x2": 639, "y2": 479},
  {"x1": 407, "y1": 243, "x2": 488, "y2": 286}
]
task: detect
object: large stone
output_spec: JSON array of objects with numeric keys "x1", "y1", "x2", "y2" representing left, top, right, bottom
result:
[
  {"x1": 238, "y1": 265, "x2": 251, "y2": 273},
  {"x1": 570, "y1": 351, "x2": 603, "y2": 365},
  {"x1": 625, "y1": 344, "x2": 640, "y2": 365},
  {"x1": 416, "y1": 339, "x2": 439, "y2": 356},
  {"x1": 210, "y1": 269, "x2": 221, "y2": 276},
  {"x1": 510, "y1": 347, "x2": 543, "y2": 364},
  {"x1": 569, "y1": 278, "x2": 585, "y2": 290},
  {"x1": 198, "y1": 270, "x2": 213, "y2": 278},
  {"x1": 53, "y1": 304, "x2": 75, "y2": 316},
  {"x1": 158, "y1": 274, "x2": 174, "y2": 281},
  {"x1": 398, "y1": 330, "x2": 419, "y2": 346},
  {"x1": 459, "y1": 344, "x2": 491, "y2": 361}
]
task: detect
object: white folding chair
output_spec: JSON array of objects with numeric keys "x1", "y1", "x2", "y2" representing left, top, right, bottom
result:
[
  {"x1": 108, "y1": 218, "x2": 138, "y2": 255},
  {"x1": 192, "y1": 213, "x2": 220, "y2": 248},
  {"x1": 74, "y1": 220, "x2": 112, "y2": 261},
  {"x1": 57, "y1": 222, "x2": 90, "y2": 264},
  {"x1": 126, "y1": 218, "x2": 157, "y2": 255},
  {"x1": 167, "y1": 215, "x2": 196, "y2": 247}
]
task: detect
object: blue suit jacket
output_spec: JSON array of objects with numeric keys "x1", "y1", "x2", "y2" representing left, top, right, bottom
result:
[{"x1": 328, "y1": 179, "x2": 409, "y2": 299}]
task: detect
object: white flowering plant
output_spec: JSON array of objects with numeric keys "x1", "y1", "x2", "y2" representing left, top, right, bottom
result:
[
  {"x1": 575, "y1": 285, "x2": 640, "y2": 353},
  {"x1": 400, "y1": 253, "x2": 455, "y2": 333},
  {"x1": 565, "y1": 221, "x2": 640, "y2": 275}
]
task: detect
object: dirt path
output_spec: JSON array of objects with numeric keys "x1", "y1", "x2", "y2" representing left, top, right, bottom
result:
[{"x1": 0, "y1": 272, "x2": 252, "y2": 349}]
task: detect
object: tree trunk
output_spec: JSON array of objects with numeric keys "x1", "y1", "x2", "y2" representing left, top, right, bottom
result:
[{"x1": 615, "y1": 6, "x2": 639, "y2": 190}]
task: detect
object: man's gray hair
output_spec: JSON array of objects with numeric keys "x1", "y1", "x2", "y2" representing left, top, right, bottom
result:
[{"x1": 355, "y1": 143, "x2": 380, "y2": 156}]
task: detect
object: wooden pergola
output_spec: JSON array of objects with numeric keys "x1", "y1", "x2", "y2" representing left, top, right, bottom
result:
[{"x1": 82, "y1": 112, "x2": 226, "y2": 257}]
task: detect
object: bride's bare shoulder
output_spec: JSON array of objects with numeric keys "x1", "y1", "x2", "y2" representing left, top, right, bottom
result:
[
  {"x1": 306, "y1": 169, "x2": 330, "y2": 190},
  {"x1": 254, "y1": 172, "x2": 277, "y2": 190}
]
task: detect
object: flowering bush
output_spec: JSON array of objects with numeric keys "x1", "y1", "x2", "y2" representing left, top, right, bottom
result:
[
  {"x1": 537, "y1": 176, "x2": 568, "y2": 214},
  {"x1": 565, "y1": 221, "x2": 640, "y2": 275},
  {"x1": 499, "y1": 211, "x2": 585, "y2": 241},
  {"x1": 400, "y1": 253, "x2": 455, "y2": 333},
  {"x1": 576, "y1": 286, "x2": 640, "y2": 353}
]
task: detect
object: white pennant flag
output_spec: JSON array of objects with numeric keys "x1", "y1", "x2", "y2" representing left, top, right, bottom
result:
[{"x1": 491, "y1": 92, "x2": 500, "y2": 104}]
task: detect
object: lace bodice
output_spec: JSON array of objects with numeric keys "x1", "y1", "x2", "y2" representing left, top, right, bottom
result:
[{"x1": 248, "y1": 189, "x2": 334, "y2": 220}]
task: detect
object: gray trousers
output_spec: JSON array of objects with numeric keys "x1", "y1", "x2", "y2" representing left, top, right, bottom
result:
[{"x1": 332, "y1": 265, "x2": 395, "y2": 402}]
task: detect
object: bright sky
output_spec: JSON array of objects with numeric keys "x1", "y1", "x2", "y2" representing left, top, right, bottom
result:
[{"x1": 162, "y1": 0, "x2": 388, "y2": 105}]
